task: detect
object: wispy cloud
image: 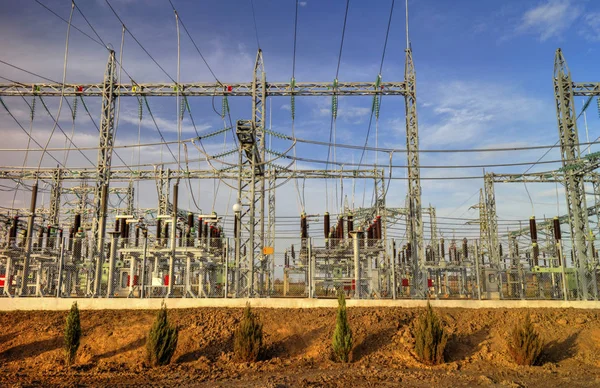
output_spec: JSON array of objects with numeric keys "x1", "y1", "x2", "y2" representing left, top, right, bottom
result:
[
  {"x1": 516, "y1": 0, "x2": 582, "y2": 41},
  {"x1": 581, "y1": 12, "x2": 600, "y2": 41},
  {"x1": 420, "y1": 80, "x2": 548, "y2": 147}
]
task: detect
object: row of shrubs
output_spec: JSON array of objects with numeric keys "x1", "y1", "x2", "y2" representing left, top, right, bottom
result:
[{"x1": 62, "y1": 295, "x2": 544, "y2": 367}]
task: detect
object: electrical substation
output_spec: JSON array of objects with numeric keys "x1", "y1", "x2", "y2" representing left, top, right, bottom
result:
[{"x1": 2, "y1": 1, "x2": 600, "y2": 302}]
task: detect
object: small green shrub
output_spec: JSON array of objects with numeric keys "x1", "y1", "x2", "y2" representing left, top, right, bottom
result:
[
  {"x1": 234, "y1": 302, "x2": 263, "y2": 362},
  {"x1": 414, "y1": 302, "x2": 447, "y2": 365},
  {"x1": 508, "y1": 313, "x2": 543, "y2": 366},
  {"x1": 64, "y1": 301, "x2": 81, "y2": 366},
  {"x1": 146, "y1": 302, "x2": 178, "y2": 366},
  {"x1": 331, "y1": 291, "x2": 353, "y2": 363}
]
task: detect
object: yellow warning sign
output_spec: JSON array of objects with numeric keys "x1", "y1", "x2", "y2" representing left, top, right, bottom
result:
[{"x1": 263, "y1": 247, "x2": 274, "y2": 255}]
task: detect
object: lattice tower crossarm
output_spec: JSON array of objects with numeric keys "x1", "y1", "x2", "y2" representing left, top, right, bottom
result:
[
  {"x1": 554, "y1": 49, "x2": 597, "y2": 300},
  {"x1": 0, "y1": 82, "x2": 406, "y2": 97},
  {"x1": 404, "y1": 48, "x2": 425, "y2": 297}
]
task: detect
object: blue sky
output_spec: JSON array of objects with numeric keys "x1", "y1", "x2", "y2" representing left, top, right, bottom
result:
[{"x1": 1, "y1": 0, "x2": 600, "y2": 244}]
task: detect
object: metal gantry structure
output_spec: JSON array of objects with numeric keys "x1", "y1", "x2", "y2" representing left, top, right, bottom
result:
[{"x1": 0, "y1": 47, "x2": 422, "y2": 298}]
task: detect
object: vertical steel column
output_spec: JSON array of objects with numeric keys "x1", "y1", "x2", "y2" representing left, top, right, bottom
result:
[
  {"x1": 92, "y1": 50, "x2": 117, "y2": 297},
  {"x1": 404, "y1": 48, "x2": 425, "y2": 297},
  {"x1": 19, "y1": 182, "x2": 38, "y2": 296},
  {"x1": 429, "y1": 205, "x2": 438, "y2": 262},
  {"x1": 267, "y1": 169, "x2": 276, "y2": 295},
  {"x1": 352, "y1": 231, "x2": 363, "y2": 299},
  {"x1": 49, "y1": 169, "x2": 62, "y2": 226},
  {"x1": 168, "y1": 183, "x2": 178, "y2": 297},
  {"x1": 106, "y1": 232, "x2": 119, "y2": 298},
  {"x1": 554, "y1": 49, "x2": 596, "y2": 300},
  {"x1": 484, "y1": 173, "x2": 500, "y2": 267}
]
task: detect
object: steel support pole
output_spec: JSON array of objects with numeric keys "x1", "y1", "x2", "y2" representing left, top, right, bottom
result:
[
  {"x1": 352, "y1": 231, "x2": 363, "y2": 299},
  {"x1": 56, "y1": 237, "x2": 65, "y2": 297},
  {"x1": 93, "y1": 184, "x2": 109, "y2": 297},
  {"x1": 168, "y1": 183, "x2": 178, "y2": 297},
  {"x1": 106, "y1": 232, "x2": 118, "y2": 298},
  {"x1": 140, "y1": 232, "x2": 148, "y2": 299},
  {"x1": 19, "y1": 182, "x2": 38, "y2": 296}
]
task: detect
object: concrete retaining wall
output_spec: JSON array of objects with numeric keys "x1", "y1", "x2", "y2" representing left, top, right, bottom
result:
[{"x1": 0, "y1": 298, "x2": 599, "y2": 311}]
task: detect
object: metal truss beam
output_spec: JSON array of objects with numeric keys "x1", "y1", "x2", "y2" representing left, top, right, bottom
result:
[
  {"x1": 0, "y1": 168, "x2": 380, "y2": 181},
  {"x1": 554, "y1": 49, "x2": 596, "y2": 300},
  {"x1": 0, "y1": 82, "x2": 405, "y2": 97},
  {"x1": 404, "y1": 48, "x2": 425, "y2": 297}
]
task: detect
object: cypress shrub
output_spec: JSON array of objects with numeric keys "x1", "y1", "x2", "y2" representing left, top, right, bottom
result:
[
  {"x1": 64, "y1": 301, "x2": 81, "y2": 366},
  {"x1": 146, "y1": 302, "x2": 178, "y2": 366},
  {"x1": 508, "y1": 313, "x2": 543, "y2": 366},
  {"x1": 331, "y1": 291, "x2": 353, "y2": 363},
  {"x1": 414, "y1": 302, "x2": 447, "y2": 365},
  {"x1": 233, "y1": 302, "x2": 263, "y2": 362}
]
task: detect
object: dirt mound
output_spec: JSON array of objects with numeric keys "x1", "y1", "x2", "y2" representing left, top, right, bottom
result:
[{"x1": 1, "y1": 307, "x2": 600, "y2": 386}]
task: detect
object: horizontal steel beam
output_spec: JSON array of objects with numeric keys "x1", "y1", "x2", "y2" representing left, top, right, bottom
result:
[
  {"x1": 0, "y1": 168, "x2": 380, "y2": 181},
  {"x1": 0, "y1": 81, "x2": 406, "y2": 97}
]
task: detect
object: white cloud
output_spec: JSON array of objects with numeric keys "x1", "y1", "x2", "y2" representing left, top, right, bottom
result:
[
  {"x1": 420, "y1": 80, "x2": 548, "y2": 147},
  {"x1": 582, "y1": 12, "x2": 600, "y2": 41},
  {"x1": 517, "y1": 0, "x2": 582, "y2": 41},
  {"x1": 299, "y1": 1, "x2": 307, "y2": 7}
]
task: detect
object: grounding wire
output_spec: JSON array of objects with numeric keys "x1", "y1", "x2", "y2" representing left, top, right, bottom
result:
[
  {"x1": 290, "y1": 0, "x2": 304, "y2": 212},
  {"x1": 36, "y1": 2, "x2": 76, "y2": 171},
  {"x1": 250, "y1": 0, "x2": 261, "y2": 49},
  {"x1": 105, "y1": 0, "x2": 176, "y2": 83},
  {"x1": 34, "y1": 0, "x2": 104, "y2": 47},
  {"x1": 325, "y1": 0, "x2": 351, "y2": 212}
]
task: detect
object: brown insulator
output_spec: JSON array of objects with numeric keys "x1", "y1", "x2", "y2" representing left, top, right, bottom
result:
[
  {"x1": 120, "y1": 217, "x2": 127, "y2": 239},
  {"x1": 406, "y1": 242, "x2": 412, "y2": 262},
  {"x1": 324, "y1": 212, "x2": 330, "y2": 239},
  {"x1": 530, "y1": 216, "x2": 539, "y2": 266},
  {"x1": 529, "y1": 216, "x2": 538, "y2": 241},
  {"x1": 367, "y1": 225, "x2": 373, "y2": 240},
  {"x1": 499, "y1": 243, "x2": 503, "y2": 257},
  {"x1": 393, "y1": 240, "x2": 397, "y2": 260},
  {"x1": 114, "y1": 219, "x2": 120, "y2": 233},
  {"x1": 440, "y1": 238, "x2": 445, "y2": 260},
  {"x1": 46, "y1": 224, "x2": 53, "y2": 248},
  {"x1": 198, "y1": 217, "x2": 203, "y2": 238},
  {"x1": 426, "y1": 245, "x2": 432, "y2": 261},
  {"x1": 9, "y1": 216, "x2": 18, "y2": 241},
  {"x1": 204, "y1": 222, "x2": 209, "y2": 240},
  {"x1": 135, "y1": 225, "x2": 140, "y2": 247},
  {"x1": 187, "y1": 213, "x2": 194, "y2": 228},
  {"x1": 347, "y1": 215, "x2": 354, "y2": 238},
  {"x1": 73, "y1": 214, "x2": 81, "y2": 232},
  {"x1": 300, "y1": 213, "x2": 308, "y2": 239},
  {"x1": 58, "y1": 229, "x2": 63, "y2": 242},
  {"x1": 233, "y1": 214, "x2": 238, "y2": 240},
  {"x1": 156, "y1": 219, "x2": 162, "y2": 242},
  {"x1": 337, "y1": 216, "x2": 344, "y2": 239},
  {"x1": 553, "y1": 217, "x2": 561, "y2": 241},
  {"x1": 462, "y1": 238, "x2": 468, "y2": 260},
  {"x1": 376, "y1": 216, "x2": 382, "y2": 240}
]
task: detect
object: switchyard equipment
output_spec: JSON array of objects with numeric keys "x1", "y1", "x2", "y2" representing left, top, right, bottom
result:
[{"x1": 1, "y1": 0, "x2": 600, "y2": 302}]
